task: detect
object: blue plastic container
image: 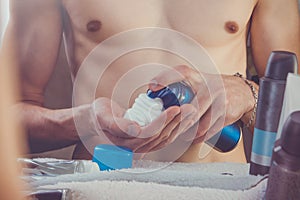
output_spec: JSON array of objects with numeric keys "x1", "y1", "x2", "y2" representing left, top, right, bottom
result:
[{"x1": 92, "y1": 144, "x2": 133, "y2": 171}]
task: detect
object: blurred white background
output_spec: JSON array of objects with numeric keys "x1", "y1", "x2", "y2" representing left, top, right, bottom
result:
[{"x1": 0, "y1": 0, "x2": 9, "y2": 44}]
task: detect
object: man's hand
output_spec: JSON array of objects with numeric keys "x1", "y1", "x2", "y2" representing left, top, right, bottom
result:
[
  {"x1": 148, "y1": 65, "x2": 256, "y2": 144},
  {"x1": 73, "y1": 97, "x2": 196, "y2": 158}
]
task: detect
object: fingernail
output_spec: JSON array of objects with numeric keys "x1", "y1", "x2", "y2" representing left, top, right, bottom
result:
[
  {"x1": 149, "y1": 79, "x2": 158, "y2": 89},
  {"x1": 127, "y1": 124, "x2": 140, "y2": 137}
]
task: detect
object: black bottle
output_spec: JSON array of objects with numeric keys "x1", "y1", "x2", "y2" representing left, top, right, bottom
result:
[
  {"x1": 265, "y1": 111, "x2": 300, "y2": 200},
  {"x1": 250, "y1": 51, "x2": 297, "y2": 175}
]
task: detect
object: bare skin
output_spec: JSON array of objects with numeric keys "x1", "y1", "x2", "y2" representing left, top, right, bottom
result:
[
  {"x1": 0, "y1": 43, "x2": 26, "y2": 200},
  {"x1": 3, "y1": 0, "x2": 299, "y2": 162}
]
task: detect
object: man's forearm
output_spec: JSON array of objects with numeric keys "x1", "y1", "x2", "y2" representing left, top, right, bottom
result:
[{"x1": 18, "y1": 102, "x2": 94, "y2": 153}]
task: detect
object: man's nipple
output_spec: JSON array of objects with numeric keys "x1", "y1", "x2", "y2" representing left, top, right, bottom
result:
[
  {"x1": 225, "y1": 21, "x2": 239, "y2": 34},
  {"x1": 87, "y1": 20, "x2": 102, "y2": 32}
]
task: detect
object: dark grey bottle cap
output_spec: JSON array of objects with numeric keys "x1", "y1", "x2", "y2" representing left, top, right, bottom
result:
[
  {"x1": 265, "y1": 51, "x2": 297, "y2": 80},
  {"x1": 281, "y1": 111, "x2": 300, "y2": 157}
]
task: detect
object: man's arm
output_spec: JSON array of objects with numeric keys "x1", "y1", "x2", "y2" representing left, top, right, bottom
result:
[
  {"x1": 251, "y1": 0, "x2": 300, "y2": 76},
  {"x1": 3, "y1": 0, "x2": 194, "y2": 156},
  {"x1": 5, "y1": 1, "x2": 135, "y2": 153},
  {"x1": 3, "y1": 0, "x2": 80, "y2": 153},
  {"x1": 241, "y1": 0, "x2": 300, "y2": 133}
]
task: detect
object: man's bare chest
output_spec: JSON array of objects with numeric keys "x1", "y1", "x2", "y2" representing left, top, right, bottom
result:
[{"x1": 62, "y1": 0, "x2": 256, "y2": 46}]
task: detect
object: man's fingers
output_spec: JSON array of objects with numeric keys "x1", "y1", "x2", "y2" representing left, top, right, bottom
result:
[
  {"x1": 149, "y1": 65, "x2": 194, "y2": 91},
  {"x1": 136, "y1": 104, "x2": 196, "y2": 153},
  {"x1": 170, "y1": 104, "x2": 197, "y2": 133},
  {"x1": 204, "y1": 117, "x2": 226, "y2": 141},
  {"x1": 99, "y1": 116, "x2": 141, "y2": 138},
  {"x1": 191, "y1": 117, "x2": 226, "y2": 145},
  {"x1": 180, "y1": 106, "x2": 214, "y2": 141},
  {"x1": 111, "y1": 107, "x2": 180, "y2": 152},
  {"x1": 138, "y1": 106, "x2": 180, "y2": 139},
  {"x1": 92, "y1": 97, "x2": 142, "y2": 138},
  {"x1": 136, "y1": 109, "x2": 183, "y2": 153},
  {"x1": 134, "y1": 106, "x2": 180, "y2": 153}
]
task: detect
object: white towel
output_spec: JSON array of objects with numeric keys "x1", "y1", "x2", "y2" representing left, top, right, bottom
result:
[
  {"x1": 30, "y1": 160, "x2": 267, "y2": 200},
  {"x1": 42, "y1": 178, "x2": 267, "y2": 200}
]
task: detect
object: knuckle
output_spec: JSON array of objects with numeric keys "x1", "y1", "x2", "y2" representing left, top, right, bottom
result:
[
  {"x1": 162, "y1": 134, "x2": 169, "y2": 141},
  {"x1": 175, "y1": 65, "x2": 191, "y2": 77},
  {"x1": 175, "y1": 65, "x2": 189, "y2": 71}
]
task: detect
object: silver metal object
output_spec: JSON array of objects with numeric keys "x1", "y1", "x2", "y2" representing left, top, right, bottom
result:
[
  {"x1": 19, "y1": 158, "x2": 86, "y2": 177},
  {"x1": 26, "y1": 189, "x2": 72, "y2": 200}
]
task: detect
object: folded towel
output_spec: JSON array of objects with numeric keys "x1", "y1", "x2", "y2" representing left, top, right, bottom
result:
[
  {"x1": 31, "y1": 160, "x2": 267, "y2": 200},
  {"x1": 41, "y1": 178, "x2": 267, "y2": 200}
]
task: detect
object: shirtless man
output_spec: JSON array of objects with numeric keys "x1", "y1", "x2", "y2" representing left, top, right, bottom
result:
[{"x1": 3, "y1": 0, "x2": 299, "y2": 163}]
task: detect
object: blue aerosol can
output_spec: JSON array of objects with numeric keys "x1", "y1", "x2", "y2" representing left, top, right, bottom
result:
[{"x1": 147, "y1": 81, "x2": 241, "y2": 152}]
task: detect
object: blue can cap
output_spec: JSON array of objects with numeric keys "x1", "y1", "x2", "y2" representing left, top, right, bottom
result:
[
  {"x1": 206, "y1": 123, "x2": 241, "y2": 152},
  {"x1": 265, "y1": 51, "x2": 297, "y2": 80},
  {"x1": 92, "y1": 144, "x2": 133, "y2": 171},
  {"x1": 147, "y1": 81, "x2": 195, "y2": 109}
]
